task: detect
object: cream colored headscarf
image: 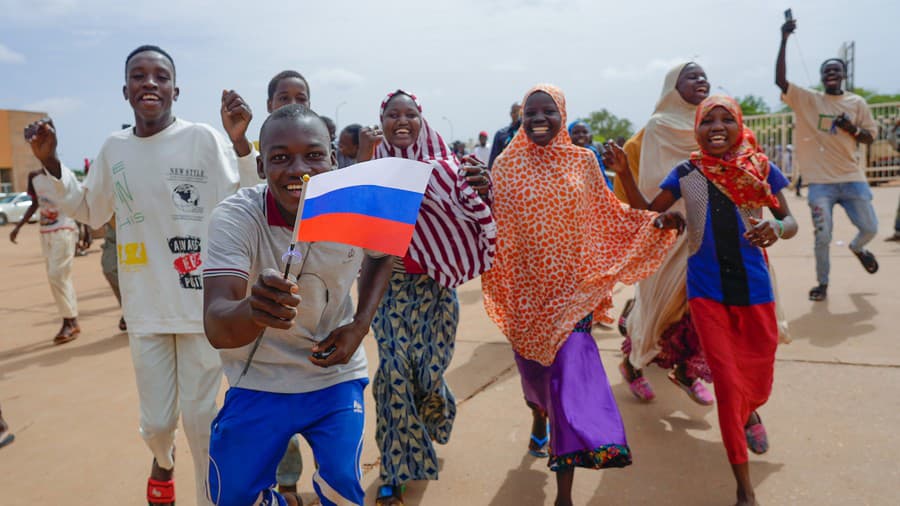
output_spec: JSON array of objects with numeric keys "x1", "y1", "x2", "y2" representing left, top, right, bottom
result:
[{"x1": 627, "y1": 62, "x2": 699, "y2": 369}]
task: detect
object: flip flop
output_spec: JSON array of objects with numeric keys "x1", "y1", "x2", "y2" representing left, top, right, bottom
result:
[
  {"x1": 375, "y1": 484, "x2": 405, "y2": 506},
  {"x1": 147, "y1": 477, "x2": 175, "y2": 505},
  {"x1": 528, "y1": 420, "x2": 550, "y2": 458},
  {"x1": 0, "y1": 430, "x2": 14, "y2": 449}
]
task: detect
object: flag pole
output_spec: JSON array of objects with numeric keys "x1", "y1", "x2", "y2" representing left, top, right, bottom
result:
[
  {"x1": 282, "y1": 174, "x2": 312, "y2": 278},
  {"x1": 238, "y1": 174, "x2": 312, "y2": 381}
]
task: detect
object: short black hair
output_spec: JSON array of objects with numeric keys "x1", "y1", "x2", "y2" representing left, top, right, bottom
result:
[
  {"x1": 267, "y1": 70, "x2": 310, "y2": 102},
  {"x1": 820, "y1": 58, "x2": 847, "y2": 75},
  {"x1": 321, "y1": 116, "x2": 335, "y2": 131},
  {"x1": 125, "y1": 45, "x2": 176, "y2": 76},
  {"x1": 259, "y1": 104, "x2": 329, "y2": 149},
  {"x1": 341, "y1": 124, "x2": 362, "y2": 145}
]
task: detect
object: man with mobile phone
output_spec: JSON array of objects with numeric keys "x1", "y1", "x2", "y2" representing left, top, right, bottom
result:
[{"x1": 775, "y1": 13, "x2": 879, "y2": 302}]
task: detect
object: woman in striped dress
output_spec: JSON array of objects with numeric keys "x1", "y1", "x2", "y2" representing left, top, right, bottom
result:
[{"x1": 357, "y1": 90, "x2": 494, "y2": 506}]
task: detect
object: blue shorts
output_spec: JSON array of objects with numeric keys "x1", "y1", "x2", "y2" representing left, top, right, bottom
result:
[{"x1": 207, "y1": 379, "x2": 368, "y2": 506}]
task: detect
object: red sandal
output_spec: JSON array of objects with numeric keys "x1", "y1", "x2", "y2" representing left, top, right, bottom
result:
[{"x1": 147, "y1": 478, "x2": 175, "y2": 505}]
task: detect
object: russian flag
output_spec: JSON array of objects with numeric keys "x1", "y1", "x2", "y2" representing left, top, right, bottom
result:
[{"x1": 295, "y1": 158, "x2": 434, "y2": 256}]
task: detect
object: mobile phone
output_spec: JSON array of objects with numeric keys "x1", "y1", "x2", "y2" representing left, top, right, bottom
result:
[
  {"x1": 784, "y1": 8, "x2": 793, "y2": 21},
  {"x1": 312, "y1": 346, "x2": 336, "y2": 360}
]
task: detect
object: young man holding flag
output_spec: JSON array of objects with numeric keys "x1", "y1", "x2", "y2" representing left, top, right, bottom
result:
[{"x1": 203, "y1": 105, "x2": 396, "y2": 506}]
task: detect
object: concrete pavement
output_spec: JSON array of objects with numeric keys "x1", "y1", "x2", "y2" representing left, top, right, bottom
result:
[{"x1": 1, "y1": 186, "x2": 898, "y2": 505}]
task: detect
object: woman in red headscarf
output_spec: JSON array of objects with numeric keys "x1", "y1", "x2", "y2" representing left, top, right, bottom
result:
[{"x1": 606, "y1": 95, "x2": 799, "y2": 506}]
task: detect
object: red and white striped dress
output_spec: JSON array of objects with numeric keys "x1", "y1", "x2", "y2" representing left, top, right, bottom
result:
[{"x1": 374, "y1": 90, "x2": 495, "y2": 288}]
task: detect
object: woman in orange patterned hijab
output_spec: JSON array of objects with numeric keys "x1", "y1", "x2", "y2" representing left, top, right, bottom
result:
[{"x1": 482, "y1": 84, "x2": 681, "y2": 506}]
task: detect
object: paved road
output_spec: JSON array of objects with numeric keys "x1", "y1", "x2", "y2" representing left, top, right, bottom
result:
[{"x1": 1, "y1": 186, "x2": 898, "y2": 505}]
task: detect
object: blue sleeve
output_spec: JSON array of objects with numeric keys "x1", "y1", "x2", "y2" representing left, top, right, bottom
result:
[
  {"x1": 767, "y1": 162, "x2": 790, "y2": 194},
  {"x1": 593, "y1": 150, "x2": 613, "y2": 190},
  {"x1": 659, "y1": 167, "x2": 682, "y2": 199}
]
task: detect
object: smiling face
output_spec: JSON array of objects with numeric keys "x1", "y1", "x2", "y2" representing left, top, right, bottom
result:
[
  {"x1": 267, "y1": 77, "x2": 310, "y2": 113},
  {"x1": 381, "y1": 93, "x2": 422, "y2": 149},
  {"x1": 258, "y1": 115, "x2": 335, "y2": 224},
  {"x1": 696, "y1": 106, "x2": 741, "y2": 157},
  {"x1": 675, "y1": 63, "x2": 710, "y2": 106},
  {"x1": 820, "y1": 61, "x2": 845, "y2": 93},
  {"x1": 123, "y1": 50, "x2": 179, "y2": 135},
  {"x1": 522, "y1": 91, "x2": 562, "y2": 147},
  {"x1": 569, "y1": 123, "x2": 592, "y2": 147}
]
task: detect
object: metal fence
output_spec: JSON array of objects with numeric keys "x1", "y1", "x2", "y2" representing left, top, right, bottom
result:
[{"x1": 744, "y1": 101, "x2": 900, "y2": 184}]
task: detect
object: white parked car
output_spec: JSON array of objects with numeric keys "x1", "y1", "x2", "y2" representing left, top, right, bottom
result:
[{"x1": 0, "y1": 192, "x2": 37, "y2": 226}]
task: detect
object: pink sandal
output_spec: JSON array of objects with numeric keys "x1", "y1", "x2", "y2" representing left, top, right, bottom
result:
[
  {"x1": 619, "y1": 362, "x2": 655, "y2": 401},
  {"x1": 666, "y1": 371, "x2": 714, "y2": 406}
]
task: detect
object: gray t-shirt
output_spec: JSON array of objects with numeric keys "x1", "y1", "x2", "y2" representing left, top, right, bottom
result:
[{"x1": 204, "y1": 184, "x2": 374, "y2": 393}]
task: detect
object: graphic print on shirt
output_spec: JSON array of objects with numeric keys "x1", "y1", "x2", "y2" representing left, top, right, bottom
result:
[
  {"x1": 36, "y1": 196, "x2": 60, "y2": 227},
  {"x1": 112, "y1": 161, "x2": 145, "y2": 229},
  {"x1": 118, "y1": 242, "x2": 148, "y2": 272},
  {"x1": 167, "y1": 167, "x2": 206, "y2": 222},
  {"x1": 168, "y1": 235, "x2": 202, "y2": 289}
]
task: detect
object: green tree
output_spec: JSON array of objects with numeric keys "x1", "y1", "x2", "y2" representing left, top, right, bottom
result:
[
  {"x1": 737, "y1": 95, "x2": 771, "y2": 116},
  {"x1": 577, "y1": 109, "x2": 633, "y2": 142}
]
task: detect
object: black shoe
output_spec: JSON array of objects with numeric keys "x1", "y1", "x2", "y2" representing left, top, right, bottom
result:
[
  {"x1": 851, "y1": 248, "x2": 879, "y2": 274},
  {"x1": 808, "y1": 284, "x2": 827, "y2": 301}
]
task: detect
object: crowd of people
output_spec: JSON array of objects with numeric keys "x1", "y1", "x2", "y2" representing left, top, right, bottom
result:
[{"x1": 3, "y1": 15, "x2": 897, "y2": 506}]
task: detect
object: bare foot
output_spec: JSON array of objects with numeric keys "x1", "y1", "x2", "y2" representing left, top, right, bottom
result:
[{"x1": 735, "y1": 493, "x2": 758, "y2": 506}]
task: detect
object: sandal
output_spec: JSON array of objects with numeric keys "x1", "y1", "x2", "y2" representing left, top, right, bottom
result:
[
  {"x1": 119, "y1": 317, "x2": 128, "y2": 332},
  {"x1": 619, "y1": 362, "x2": 655, "y2": 401},
  {"x1": 618, "y1": 298, "x2": 635, "y2": 337},
  {"x1": 375, "y1": 484, "x2": 404, "y2": 506},
  {"x1": 808, "y1": 284, "x2": 827, "y2": 302},
  {"x1": 528, "y1": 420, "x2": 550, "y2": 458},
  {"x1": 851, "y1": 248, "x2": 879, "y2": 274},
  {"x1": 745, "y1": 412, "x2": 769, "y2": 455},
  {"x1": 147, "y1": 477, "x2": 175, "y2": 505},
  {"x1": 0, "y1": 429, "x2": 14, "y2": 449},
  {"x1": 667, "y1": 370, "x2": 714, "y2": 406}
]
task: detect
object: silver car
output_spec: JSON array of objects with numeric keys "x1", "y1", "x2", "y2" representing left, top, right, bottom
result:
[{"x1": 0, "y1": 192, "x2": 38, "y2": 226}]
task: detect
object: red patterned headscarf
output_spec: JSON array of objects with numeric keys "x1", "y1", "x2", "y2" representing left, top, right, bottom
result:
[{"x1": 690, "y1": 96, "x2": 779, "y2": 210}]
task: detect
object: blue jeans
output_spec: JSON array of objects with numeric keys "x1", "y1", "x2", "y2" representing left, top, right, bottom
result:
[{"x1": 808, "y1": 182, "x2": 878, "y2": 285}]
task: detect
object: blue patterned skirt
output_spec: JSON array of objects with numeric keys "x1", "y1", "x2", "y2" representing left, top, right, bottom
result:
[{"x1": 372, "y1": 272, "x2": 459, "y2": 486}]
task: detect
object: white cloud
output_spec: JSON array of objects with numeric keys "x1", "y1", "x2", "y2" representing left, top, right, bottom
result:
[
  {"x1": 311, "y1": 68, "x2": 365, "y2": 90},
  {"x1": 23, "y1": 97, "x2": 85, "y2": 117},
  {"x1": 0, "y1": 43, "x2": 25, "y2": 63}
]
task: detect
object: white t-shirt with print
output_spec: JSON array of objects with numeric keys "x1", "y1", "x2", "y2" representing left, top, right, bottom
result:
[{"x1": 42, "y1": 118, "x2": 258, "y2": 334}]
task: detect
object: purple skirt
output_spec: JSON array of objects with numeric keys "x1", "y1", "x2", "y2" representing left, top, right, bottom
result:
[{"x1": 515, "y1": 317, "x2": 632, "y2": 471}]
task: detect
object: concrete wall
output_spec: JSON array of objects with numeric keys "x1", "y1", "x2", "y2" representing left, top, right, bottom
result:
[{"x1": 0, "y1": 109, "x2": 47, "y2": 193}]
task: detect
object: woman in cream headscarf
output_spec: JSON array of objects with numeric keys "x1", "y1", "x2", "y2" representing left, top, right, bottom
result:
[{"x1": 617, "y1": 62, "x2": 716, "y2": 403}]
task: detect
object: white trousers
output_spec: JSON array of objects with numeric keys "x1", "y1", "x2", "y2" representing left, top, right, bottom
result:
[
  {"x1": 129, "y1": 332, "x2": 222, "y2": 506},
  {"x1": 40, "y1": 228, "x2": 78, "y2": 318}
]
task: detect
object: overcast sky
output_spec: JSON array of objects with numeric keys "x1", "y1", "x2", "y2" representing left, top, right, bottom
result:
[{"x1": 1, "y1": 0, "x2": 897, "y2": 169}]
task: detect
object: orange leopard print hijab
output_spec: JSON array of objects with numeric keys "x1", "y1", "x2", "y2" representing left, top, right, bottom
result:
[{"x1": 483, "y1": 84, "x2": 678, "y2": 366}]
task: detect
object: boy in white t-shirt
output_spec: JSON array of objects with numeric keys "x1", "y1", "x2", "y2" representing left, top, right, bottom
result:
[
  {"x1": 24, "y1": 45, "x2": 257, "y2": 506},
  {"x1": 203, "y1": 105, "x2": 392, "y2": 506}
]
